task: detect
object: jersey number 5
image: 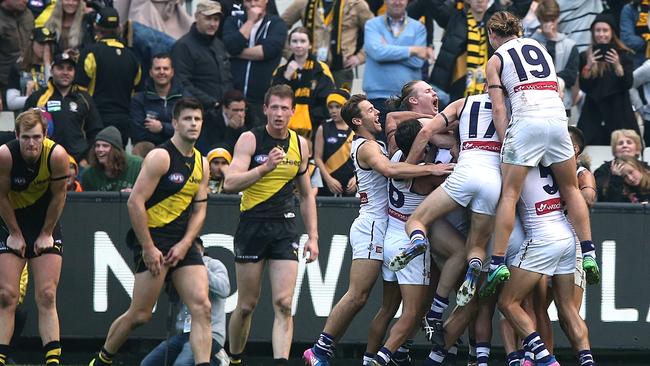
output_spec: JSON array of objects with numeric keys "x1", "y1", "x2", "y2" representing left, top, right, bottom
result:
[
  {"x1": 539, "y1": 165, "x2": 558, "y2": 195},
  {"x1": 506, "y1": 44, "x2": 551, "y2": 82}
]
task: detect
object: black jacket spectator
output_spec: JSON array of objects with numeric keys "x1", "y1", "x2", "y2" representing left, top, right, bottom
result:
[
  {"x1": 171, "y1": 24, "x2": 233, "y2": 110},
  {"x1": 76, "y1": 37, "x2": 142, "y2": 146},
  {"x1": 25, "y1": 81, "x2": 103, "y2": 161},
  {"x1": 222, "y1": 13, "x2": 287, "y2": 113},
  {"x1": 428, "y1": 2, "x2": 497, "y2": 102},
  {"x1": 130, "y1": 78, "x2": 187, "y2": 146},
  {"x1": 0, "y1": 1, "x2": 34, "y2": 103}
]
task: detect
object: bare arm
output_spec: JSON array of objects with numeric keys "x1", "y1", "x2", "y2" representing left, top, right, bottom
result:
[
  {"x1": 0, "y1": 146, "x2": 21, "y2": 236},
  {"x1": 295, "y1": 136, "x2": 319, "y2": 262},
  {"x1": 385, "y1": 111, "x2": 433, "y2": 155},
  {"x1": 405, "y1": 99, "x2": 463, "y2": 164},
  {"x1": 578, "y1": 169, "x2": 597, "y2": 207},
  {"x1": 40, "y1": 146, "x2": 69, "y2": 236},
  {"x1": 358, "y1": 140, "x2": 454, "y2": 179},
  {"x1": 127, "y1": 148, "x2": 170, "y2": 250},
  {"x1": 486, "y1": 55, "x2": 509, "y2": 140}
]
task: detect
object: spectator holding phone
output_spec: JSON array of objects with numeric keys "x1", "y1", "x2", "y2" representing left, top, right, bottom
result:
[{"x1": 577, "y1": 13, "x2": 639, "y2": 145}]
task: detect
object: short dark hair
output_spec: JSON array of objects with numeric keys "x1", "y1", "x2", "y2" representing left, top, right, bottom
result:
[
  {"x1": 222, "y1": 89, "x2": 246, "y2": 108},
  {"x1": 340, "y1": 94, "x2": 368, "y2": 131},
  {"x1": 395, "y1": 119, "x2": 422, "y2": 156},
  {"x1": 172, "y1": 97, "x2": 204, "y2": 120},
  {"x1": 264, "y1": 84, "x2": 294, "y2": 106},
  {"x1": 568, "y1": 126, "x2": 585, "y2": 155},
  {"x1": 151, "y1": 53, "x2": 173, "y2": 68}
]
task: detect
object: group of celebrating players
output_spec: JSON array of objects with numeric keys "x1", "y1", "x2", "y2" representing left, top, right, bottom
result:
[
  {"x1": 303, "y1": 10, "x2": 601, "y2": 366},
  {"x1": 0, "y1": 8, "x2": 604, "y2": 366}
]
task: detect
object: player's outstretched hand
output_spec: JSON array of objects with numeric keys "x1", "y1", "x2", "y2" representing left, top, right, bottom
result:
[{"x1": 428, "y1": 163, "x2": 455, "y2": 176}]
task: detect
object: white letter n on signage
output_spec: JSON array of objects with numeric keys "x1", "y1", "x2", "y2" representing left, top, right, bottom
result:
[
  {"x1": 601, "y1": 240, "x2": 638, "y2": 322},
  {"x1": 93, "y1": 231, "x2": 135, "y2": 312}
]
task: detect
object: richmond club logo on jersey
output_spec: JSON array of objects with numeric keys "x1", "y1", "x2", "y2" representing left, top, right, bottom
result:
[{"x1": 535, "y1": 197, "x2": 562, "y2": 215}]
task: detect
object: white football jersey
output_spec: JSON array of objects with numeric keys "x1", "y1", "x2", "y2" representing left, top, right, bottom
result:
[
  {"x1": 387, "y1": 150, "x2": 427, "y2": 232},
  {"x1": 495, "y1": 37, "x2": 565, "y2": 118},
  {"x1": 351, "y1": 136, "x2": 388, "y2": 219},
  {"x1": 457, "y1": 93, "x2": 502, "y2": 165},
  {"x1": 517, "y1": 165, "x2": 573, "y2": 239}
]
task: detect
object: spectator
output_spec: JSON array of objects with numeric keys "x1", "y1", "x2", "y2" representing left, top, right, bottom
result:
[
  {"x1": 199, "y1": 89, "x2": 253, "y2": 153},
  {"x1": 5, "y1": 27, "x2": 57, "y2": 111},
  {"x1": 0, "y1": 0, "x2": 34, "y2": 110},
  {"x1": 620, "y1": 0, "x2": 649, "y2": 69},
  {"x1": 81, "y1": 125, "x2": 143, "y2": 191},
  {"x1": 272, "y1": 27, "x2": 335, "y2": 140},
  {"x1": 66, "y1": 155, "x2": 83, "y2": 191},
  {"x1": 76, "y1": 7, "x2": 142, "y2": 147},
  {"x1": 140, "y1": 238, "x2": 231, "y2": 366},
  {"x1": 313, "y1": 88, "x2": 356, "y2": 197},
  {"x1": 429, "y1": 0, "x2": 496, "y2": 104},
  {"x1": 530, "y1": 0, "x2": 579, "y2": 115},
  {"x1": 25, "y1": 52, "x2": 103, "y2": 163},
  {"x1": 613, "y1": 155, "x2": 650, "y2": 203},
  {"x1": 124, "y1": 0, "x2": 192, "y2": 40},
  {"x1": 281, "y1": 0, "x2": 374, "y2": 89},
  {"x1": 207, "y1": 147, "x2": 232, "y2": 194},
  {"x1": 121, "y1": 20, "x2": 175, "y2": 76},
  {"x1": 223, "y1": 0, "x2": 287, "y2": 125},
  {"x1": 172, "y1": 0, "x2": 233, "y2": 151},
  {"x1": 557, "y1": 0, "x2": 603, "y2": 52},
  {"x1": 594, "y1": 129, "x2": 647, "y2": 201},
  {"x1": 630, "y1": 58, "x2": 650, "y2": 147},
  {"x1": 577, "y1": 14, "x2": 639, "y2": 146},
  {"x1": 568, "y1": 126, "x2": 596, "y2": 207},
  {"x1": 130, "y1": 53, "x2": 187, "y2": 157},
  {"x1": 363, "y1": 0, "x2": 430, "y2": 141},
  {"x1": 43, "y1": 0, "x2": 95, "y2": 57}
]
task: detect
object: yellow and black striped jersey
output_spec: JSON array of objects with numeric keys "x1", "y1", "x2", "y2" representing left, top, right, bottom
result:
[{"x1": 7, "y1": 138, "x2": 57, "y2": 212}]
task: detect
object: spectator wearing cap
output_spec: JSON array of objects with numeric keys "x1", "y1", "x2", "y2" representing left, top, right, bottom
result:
[
  {"x1": 66, "y1": 155, "x2": 83, "y2": 191},
  {"x1": 222, "y1": 0, "x2": 287, "y2": 125},
  {"x1": 313, "y1": 88, "x2": 356, "y2": 196},
  {"x1": 130, "y1": 53, "x2": 188, "y2": 157},
  {"x1": 207, "y1": 147, "x2": 232, "y2": 194},
  {"x1": 76, "y1": 7, "x2": 142, "y2": 147},
  {"x1": 197, "y1": 89, "x2": 252, "y2": 154},
  {"x1": 172, "y1": 0, "x2": 232, "y2": 121},
  {"x1": 25, "y1": 52, "x2": 103, "y2": 164},
  {"x1": 271, "y1": 27, "x2": 335, "y2": 140},
  {"x1": 81, "y1": 125, "x2": 143, "y2": 191},
  {"x1": 0, "y1": 0, "x2": 35, "y2": 111},
  {"x1": 5, "y1": 27, "x2": 57, "y2": 111}
]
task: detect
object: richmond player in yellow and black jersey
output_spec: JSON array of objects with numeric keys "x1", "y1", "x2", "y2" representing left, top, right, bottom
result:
[
  {"x1": 224, "y1": 85, "x2": 319, "y2": 366},
  {"x1": 89, "y1": 98, "x2": 213, "y2": 366},
  {"x1": 0, "y1": 109, "x2": 69, "y2": 366}
]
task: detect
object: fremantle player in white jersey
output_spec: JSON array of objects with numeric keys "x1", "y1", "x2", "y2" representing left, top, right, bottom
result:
[
  {"x1": 386, "y1": 93, "x2": 504, "y2": 343},
  {"x1": 497, "y1": 165, "x2": 596, "y2": 366},
  {"x1": 303, "y1": 95, "x2": 454, "y2": 366},
  {"x1": 483, "y1": 11, "x2": 600, "y2": 299}
]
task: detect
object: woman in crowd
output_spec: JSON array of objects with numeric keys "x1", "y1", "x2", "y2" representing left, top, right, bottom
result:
[
  {"x1": 272, "y1": 27, "x2": 335, "y2": 140},
  {"x1": 606, "y1": 156, "x2": 650, "y2": 203},
  {"x1": 313, "y1": 89, "x2": 355, "y2": 197},
  {"x1": 577, "y1": 13, "x2": 638, "y2": 145},
  {"x1": 5, "y1": 28, "x2": 55, "y2": 111},
  {"x1": 594, "y1": 129, "x2": 648, "y2": 202},
  {"x1": 43, "y1": 0, "x2": 95, "y2": 56}
]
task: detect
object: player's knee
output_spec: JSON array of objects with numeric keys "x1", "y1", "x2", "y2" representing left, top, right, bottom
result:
[
  {"x1": 273, "y1": 296, "x2": 293, "y2": 317},
  {"x1": 237, "y1": 298, "x2": 259, "y2": 317},
  {"x1": 349, "y1": 291, "x2": 370, "y2": 310},
  {"x1": 35, "y1": 286, "x2": 57, "y2": 309},
  {"x1": 189, "y1": 299, "x2": 212, "y2": 322},
  {"x1": 497, "y1": 297, "x2": 514, "y2": 316},
  {"x1": 0, "y1": 288, "x2": 18, "y2": 309},
  {"x1": 130, "y1": 309, "x2": 153, "y2": 327}
]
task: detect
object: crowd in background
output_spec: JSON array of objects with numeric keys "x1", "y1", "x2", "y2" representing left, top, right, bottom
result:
[{"x1": 1, "y1": 0, "x2": 650, "y2": 202}]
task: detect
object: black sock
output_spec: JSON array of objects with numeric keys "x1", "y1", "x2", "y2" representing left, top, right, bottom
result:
[
  {"x1": 196, "y1": 363, "x2": 210, "y2": 366},
  {"x1": 44, "y1": 341, "x2": 62, "y2": 365},
  {"x1": 274, "y1": 358, "x2": 289, "y2": 366},
  {"x1": 0, "y1": 344, "x2": 10, "y2": 366}
]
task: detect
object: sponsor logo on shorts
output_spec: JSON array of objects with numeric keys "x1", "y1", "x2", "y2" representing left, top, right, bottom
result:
[
  {"x1": 254, "y1": 154, "x2": 268, "y2": 164},
  {"x1": 284, "y1": 212, "x2": 295, "y2": 218},
  {"x1": 359, "y1": 192, "x2": 368, "y2": 204},
  {"x1": 461, "y1": 140, "x2": 502, "y2": 152},
  {"x1": 168, "y1": 173, "x2": 185, "y2": 183},
  {"x1": 375, "y1": 246, "x2": 382, "y2": 254},
  {"x1": 535, "y1": 197, "x2": 562, "y2": 215}
]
